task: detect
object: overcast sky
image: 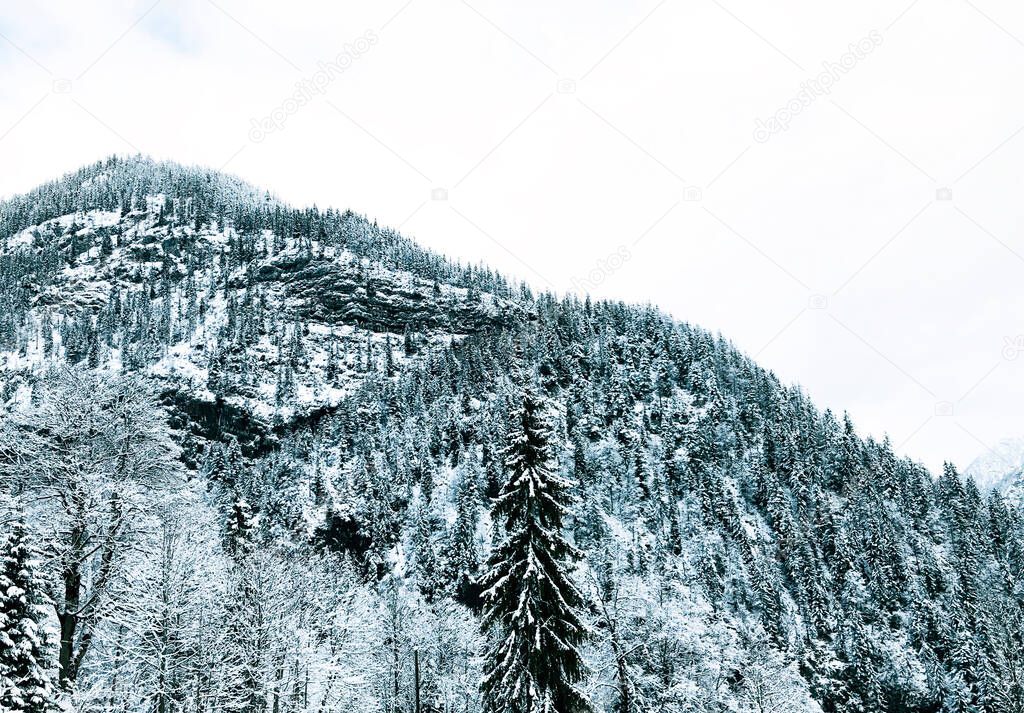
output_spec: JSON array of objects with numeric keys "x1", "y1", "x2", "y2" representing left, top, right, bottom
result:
[{"x1": 2, "y1": 0, "x2": 1023, "y2": 475}]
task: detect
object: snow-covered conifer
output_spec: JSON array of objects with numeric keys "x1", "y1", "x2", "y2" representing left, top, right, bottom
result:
[
  {"x1": 480, "y1": 384, "x2": 590, "y2": 713},
  {"x1": 0, "y1": 520, "x2": 57, "y2": 713}
]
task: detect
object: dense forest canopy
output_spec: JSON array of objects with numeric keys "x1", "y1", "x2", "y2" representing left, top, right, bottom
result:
[{"x1": 0, "y1": 156, "x2": 1022, "y2": 713}]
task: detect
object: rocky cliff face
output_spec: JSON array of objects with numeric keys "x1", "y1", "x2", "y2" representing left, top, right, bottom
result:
[
  {"x1": 0, "y1": 201, "x2": 525, "y2": 433},
  {"x1": 250, "y1": 247, "x2": 523, "y2": 334}
]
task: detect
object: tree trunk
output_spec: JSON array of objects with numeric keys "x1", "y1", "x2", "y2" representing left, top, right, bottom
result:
[
  {"x1": 157, "y1": 641, "x2": 167, "y2": 713},
  {"x1": 414, "y1": 649, "x2": 421, "y2": 713},
  {"x1": 57, "y1": 607, "x2": 77, "y2": 686},
  {"x1": 108, "y1": 624, "x2": 125, "y2": 710},
  {"x1": 57, "y1": 521, "x2": 85, "y2": 686}
]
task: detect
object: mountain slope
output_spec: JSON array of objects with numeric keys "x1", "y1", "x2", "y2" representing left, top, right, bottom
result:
[
  {"x1": 0, "y1": 156, "x2": 522, "y2": 445},
  {"x1": 1, "y1": 157, "x2": 1023, "y2": 713},
  {"x1": 965, "y1": 438, "x2": 1024, "y2": 511}
]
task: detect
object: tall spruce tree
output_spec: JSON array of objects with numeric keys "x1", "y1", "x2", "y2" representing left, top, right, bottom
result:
[
  {"x1": 480, "y1": 384, "x2": 590, "y2": 713},
  {"x1": 0, "y1": 520, "x2": 57, "y2": 713}
]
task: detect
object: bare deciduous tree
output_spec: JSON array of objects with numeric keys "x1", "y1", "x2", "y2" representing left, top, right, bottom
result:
[{"x1": 0, "y1": 367, "x2": 179, "y2": 686}]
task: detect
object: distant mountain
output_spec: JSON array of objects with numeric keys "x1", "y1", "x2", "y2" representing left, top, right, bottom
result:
[
  {"x1": 965, "y1": 436, "x2": 1024, "y2": 501},
  {"x1": 1, "y1": 156, "x2": 1023, "y2": 713}
]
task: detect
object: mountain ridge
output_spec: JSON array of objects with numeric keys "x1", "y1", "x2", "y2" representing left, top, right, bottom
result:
[
  {"x1": 1, "y1": 157, "x2": 1023, "y2": 713},
  {"x1": 965, "y1": 436, "x2": 1024, "y2": 505}
]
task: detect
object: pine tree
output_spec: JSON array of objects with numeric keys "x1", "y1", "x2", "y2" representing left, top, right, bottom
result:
[
  {"x1": 410, "y1": 493, "x2": 441, "y2": 602},
  {"x1": 479, "y1": 385, "x2": 590, "y2": 713},
  {"x1": 86, "y1": 322, "x2": 100, "y2": 369},
  {"x1": 448, "y1": 470, "x2": 482, "y2": 607},
  {"x1": 225, "y1": 499, "x2": 255, "y2": 557},
  {"x1": 99, "y1": 230, "x2": 113, "y2": 257},
  {"x1": 403, "y1": 324, "x2": 416, "y2": 356},
  {"x1": 384, "y1": 332, "x2": 396, "y2": 376},
  {"x1": 0, "y1": 521, "x2": 57, "y2": 713},
  {"x1": 40, "y1": 311, "x2": 53, "y2": 359}
]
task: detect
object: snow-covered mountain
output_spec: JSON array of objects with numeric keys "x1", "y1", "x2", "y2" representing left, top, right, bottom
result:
[
  {"x1": 1, "y1": 156, "x2": 1023, "y2": 713},
  {"x1": 964, "y1": 436, "x2": 1024, "y2": 501},
  {"x1": 0, "y1": 156, "x2": 523, "y2": 447}
]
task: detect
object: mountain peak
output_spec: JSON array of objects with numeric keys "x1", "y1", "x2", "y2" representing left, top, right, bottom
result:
[
  {"x1": 3, "y1": 159, "x2": 1024, "y2": 713},
  {"x1": 964, "y1": 436, "x2": 1024, "y2": 491},
  {"x1": 0, "y1": 155, "x2": 279, "y2": 238}
]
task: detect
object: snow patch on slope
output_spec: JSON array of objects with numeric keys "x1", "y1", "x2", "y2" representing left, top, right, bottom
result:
[{"x1": 964, "y1": 436, "x2": 1024, "y2": 492}]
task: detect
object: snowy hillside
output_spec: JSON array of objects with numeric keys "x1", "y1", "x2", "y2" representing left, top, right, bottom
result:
[
  {"x1": 0, "y1": 176, "x2": 520, "y2": 442},
  {"x1": 964, "y1": 437, "x2": 1024, "y2": 498},
  {"x1": 1, "y1": 157, "x2": 1022, "y2": 713}
]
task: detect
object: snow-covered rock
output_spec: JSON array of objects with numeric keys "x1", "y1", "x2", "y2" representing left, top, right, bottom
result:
[
  {"x1": 964, "y1": 436, "x2": 1024, "y2": 497},
  {"x1": 0, "y1": 201, "x2": 515, "y2": 441}
]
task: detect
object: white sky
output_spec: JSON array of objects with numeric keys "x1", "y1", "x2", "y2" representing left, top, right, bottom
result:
[{"x1": 2, "y1": 0, "x2": 1023, "y2": 475}]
